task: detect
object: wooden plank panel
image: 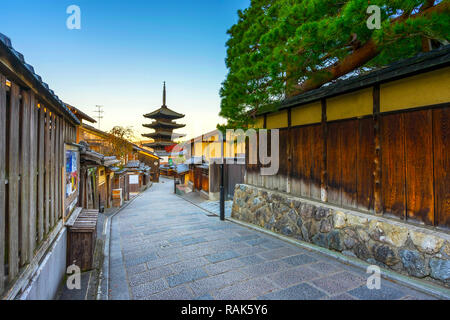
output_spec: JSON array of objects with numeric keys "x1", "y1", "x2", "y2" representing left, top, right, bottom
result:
[
  {"x1": 20, "y1": 91, "x2": 31, "y2": 265},
  {"x1": 55, "y1": 117, "x2": 60, "y2": 220},
  {"x1": 381, "y1": 113, "x2": 406, "y2": 218},
  {"x1": 290, "y1": 127, "x2": 301, "y2": 196},
  {"x1": 8, "y1": 83, "x2": 20, "y2": 281},
  {"x1": 278, "y1": 128, "x2": 288, "y2": 192},
  {"x1": 310, "y1": 125, "x2": 323, "y2": 200},
  {"x1": 433, "y1": 107, "x2": 450, "y2": 228},
  {"x1": 44, "y1": 110, "x2": 50, "y2": 234},
  {"x1": 340, "y1": 120, "x2": 358, "y2": 208},
  {"x1": 29, "y1": 94, "x2": 37, "y2": 255},
  {"x1": 0, "y1": 74, "x2": 6, "y2": 293},
  {"x1": 50, "y1": 113, "x2": 55, "y2": 227},
  {"x1": 300, "y1": 127, "x2": 311, "y2": 198},
  {"x1": 327, "y1": 122, "x2": 342, "y2": 205},
  {"x1": 357, "y1": 118, "x2": 375, "y2": 211},
  {"x1": 405, "y1": 110, "x2": 434, "y2": 225},
  {"x1": 59, "y1": 118, "x2": 64, "y2": 219},
  {"x1": 373, "y1": 85, "x2": 382, "y2": 214},
  {"x1": 37, "y1": 107, "x2": 45, "y2": 241}
]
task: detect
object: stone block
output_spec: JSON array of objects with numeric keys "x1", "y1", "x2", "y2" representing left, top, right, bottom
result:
[
  {"x1": 399, "y1": 249, "x2": 429, "y2": 278},
  {"x1": 410, "y1": 231, "x2": 445, "y2": 254},
  {"x1": 429, "y1": 258, "x2": 450, "y2": 282},
  {"x1": 333, "y1": 211, "x2": 347, "y2": 229}
]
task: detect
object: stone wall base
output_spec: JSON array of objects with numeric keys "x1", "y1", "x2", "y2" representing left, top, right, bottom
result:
[{"x1": 232, "y1": 184, "x2": 450, "y2": 288}]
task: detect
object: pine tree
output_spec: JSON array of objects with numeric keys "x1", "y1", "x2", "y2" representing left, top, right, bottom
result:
[{"x1": 220, "y1": 0, "x2": 450, "y2": 128}]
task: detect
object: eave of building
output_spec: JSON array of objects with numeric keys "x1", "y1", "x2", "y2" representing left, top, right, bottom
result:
[
  {"x1": 143, "y1": 141, "x2": 176, "y2": 147},
  {"x1": 143, "y1": 121, "x2": 186, "y2": 129},
  {"x1": 65, "y1": 103, "x2": 97, "y2": 123},
  {"x1": 81, "y1": 123, "x2": 110, "y2": 139},
  {"x1": 137, "y1": 150, "x2": 160, "y2": 160},
  {"x1": 141, "y1": 131, "x2": 185, "y2": 139}
]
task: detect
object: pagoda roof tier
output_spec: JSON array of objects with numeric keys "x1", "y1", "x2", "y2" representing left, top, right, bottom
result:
[
  {"x1": 143, "y1": 141, "x2": 177, "y2": 148},
  {"x1": 142, "y1": 131, "x2": 185, "y2": 139},
  {"x1": 143, "y1": 120, "x2": 186, "y2": 129},
  {"x1": 144, "y1": 105, "x2": 184, "y2": 120}
]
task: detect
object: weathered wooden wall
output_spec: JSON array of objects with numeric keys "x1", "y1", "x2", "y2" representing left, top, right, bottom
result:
[
  {"x1": 245, "y1": 104, "x2": 450, "y2": 229},
  {"x1": 0, "y1": 74, "x2": 77, "y2": 296}
]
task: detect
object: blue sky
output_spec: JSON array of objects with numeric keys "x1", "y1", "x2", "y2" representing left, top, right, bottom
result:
[{"x1": 0, "y1": 0, "x2": 249, "y2": 140}]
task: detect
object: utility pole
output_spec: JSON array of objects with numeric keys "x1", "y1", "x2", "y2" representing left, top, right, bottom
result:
[{"x1": 93, "y1": 105, "x2": 104, "y2": 130}]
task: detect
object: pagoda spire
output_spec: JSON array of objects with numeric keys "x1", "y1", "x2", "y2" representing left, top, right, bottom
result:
[
  {"x1": 163, "y1": 81, "x2": 166, "y2": 106},
  {"x1": 142, "y1": 82, "x2": 185, "y2": 156}
]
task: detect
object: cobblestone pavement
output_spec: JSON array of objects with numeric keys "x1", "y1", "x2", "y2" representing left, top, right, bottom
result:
[{"x1": 108, "y1": 178, "x2": 436, "y2": 300}]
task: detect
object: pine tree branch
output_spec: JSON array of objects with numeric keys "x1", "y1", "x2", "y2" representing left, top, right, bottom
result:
[{"x1": 292, "y1": 1, "x2": 449, "y2": 95}]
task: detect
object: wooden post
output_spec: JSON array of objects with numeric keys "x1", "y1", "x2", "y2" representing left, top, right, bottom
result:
[
  {"x1": 50, "y1": 113, "x2": 55, "y2": 227},
  {"x1": 54, "y1": 117, "x2": 59, "y2": 221},
  {"x1": 0, "y1": 74, "x2": 6, "y2": 293},
  {"x1": 321, "y1": 99, "x2": 328, "y2": 202},
  {"x1": 59, "y1": 118, "x2": 64, "y2": 219},
  {"x1": 8, "y1": 83, "x2": 20, "y2": 281},
  {"x1": 373, "y1": 85, "x2": 382, "y2": 215},
  {"x1": 286, "y1": 108, "x2": 292, "y2": 193},
  {"x1": 37, "y1": 106, "x2": 45, "y2": 241},
  {"x1": 29, "y1": 93, "x2": 37, "y2": 256},
  {"x1": 44, "y1": 110, "x2": 50, "y2": 235},
  {"x1": 20, "y1": 91, "x2": 31, "y2": 265}
]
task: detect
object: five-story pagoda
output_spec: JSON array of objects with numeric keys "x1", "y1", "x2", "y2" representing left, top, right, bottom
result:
[{"x1": 142, "y1": 82, "x2": 185, "y2": 156}]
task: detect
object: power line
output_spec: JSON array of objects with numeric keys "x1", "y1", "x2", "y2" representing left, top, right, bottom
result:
[{"x1": 93, "y1": 105, "x2": 104, "y2": 129}]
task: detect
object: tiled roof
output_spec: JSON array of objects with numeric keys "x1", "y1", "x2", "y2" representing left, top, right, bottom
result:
[
  {"x1": 142, "y1": 131, "x2": 185, "y2": 139},
  {"x1": 143, "y1": 106, "x2": 185, "y2": 119},
  {"x1": 143, "y1": 120, "x2": 186, "y2": 129}
]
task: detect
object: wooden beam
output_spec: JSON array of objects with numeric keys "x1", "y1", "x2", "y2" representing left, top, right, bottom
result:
[
  {"x1": 29, "y1": 93, "x2": 37, "y2": 256},
  {"x1": 8, "y1": 83, "x2": 20, "y2": 281},
  {"x1": 373, "y1": 85, "x2": 382, "y2": 215},
  {"x1": 58, "y1": 117, "x2": 63, "y2": 219},
  {"x1": 37, "y1": 107, "x2": 44, "y2": 241},
  {"x1": 321, "y1": 99, "x2": 328, "y2": 202},
  {"x1": 20, "y1": 90, "x2": 31, "y2": 265},
  {"x1": 54, "y1": 117, "x2": 60, "y2": 221},
  {"x1": 0, "y1": 74, "x2": 7, "y2": 293},
  {"x1": 50, "y1": 113, "x2": 55, "y2": 227},
  {"x1": 44, "y1": 110, "x2": 50, "y2": 235},
  {"x1": 286, "y1": 108, "x2": 292, "y2": 194}
]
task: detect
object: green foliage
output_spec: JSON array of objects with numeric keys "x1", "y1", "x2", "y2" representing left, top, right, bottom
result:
[
  {"x1": 107, "y1": 126, "x2": 136, "y2": 162},
  {"x1": 220, "y1": 0, "x2": 449, "y2": 128}
]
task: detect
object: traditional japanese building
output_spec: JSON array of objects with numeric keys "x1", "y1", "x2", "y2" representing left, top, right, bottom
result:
[{"x1": 142, "y1": 82, "x2": 185, "y2": 157}]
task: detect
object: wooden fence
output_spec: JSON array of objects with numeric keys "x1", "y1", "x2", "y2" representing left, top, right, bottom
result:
[
  {"x1": 0, "y1": 74, "x2": 77, "y2": 296},
  {"x1": 210, "y1": 162, "x2": 246, "y2": 200},
  {"x1": 246, "y1": 103, "x2": 449, "y2": 229}
]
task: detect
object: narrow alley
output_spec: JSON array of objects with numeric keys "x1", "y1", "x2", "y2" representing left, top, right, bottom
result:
[{"x1": 107, "y1": 178, "x2": 435, "y2": 300}]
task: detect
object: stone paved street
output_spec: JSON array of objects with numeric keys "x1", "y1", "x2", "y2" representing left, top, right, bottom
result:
[{"x1": 108, "y1": 178, "x2": 436, "y2": 300}]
